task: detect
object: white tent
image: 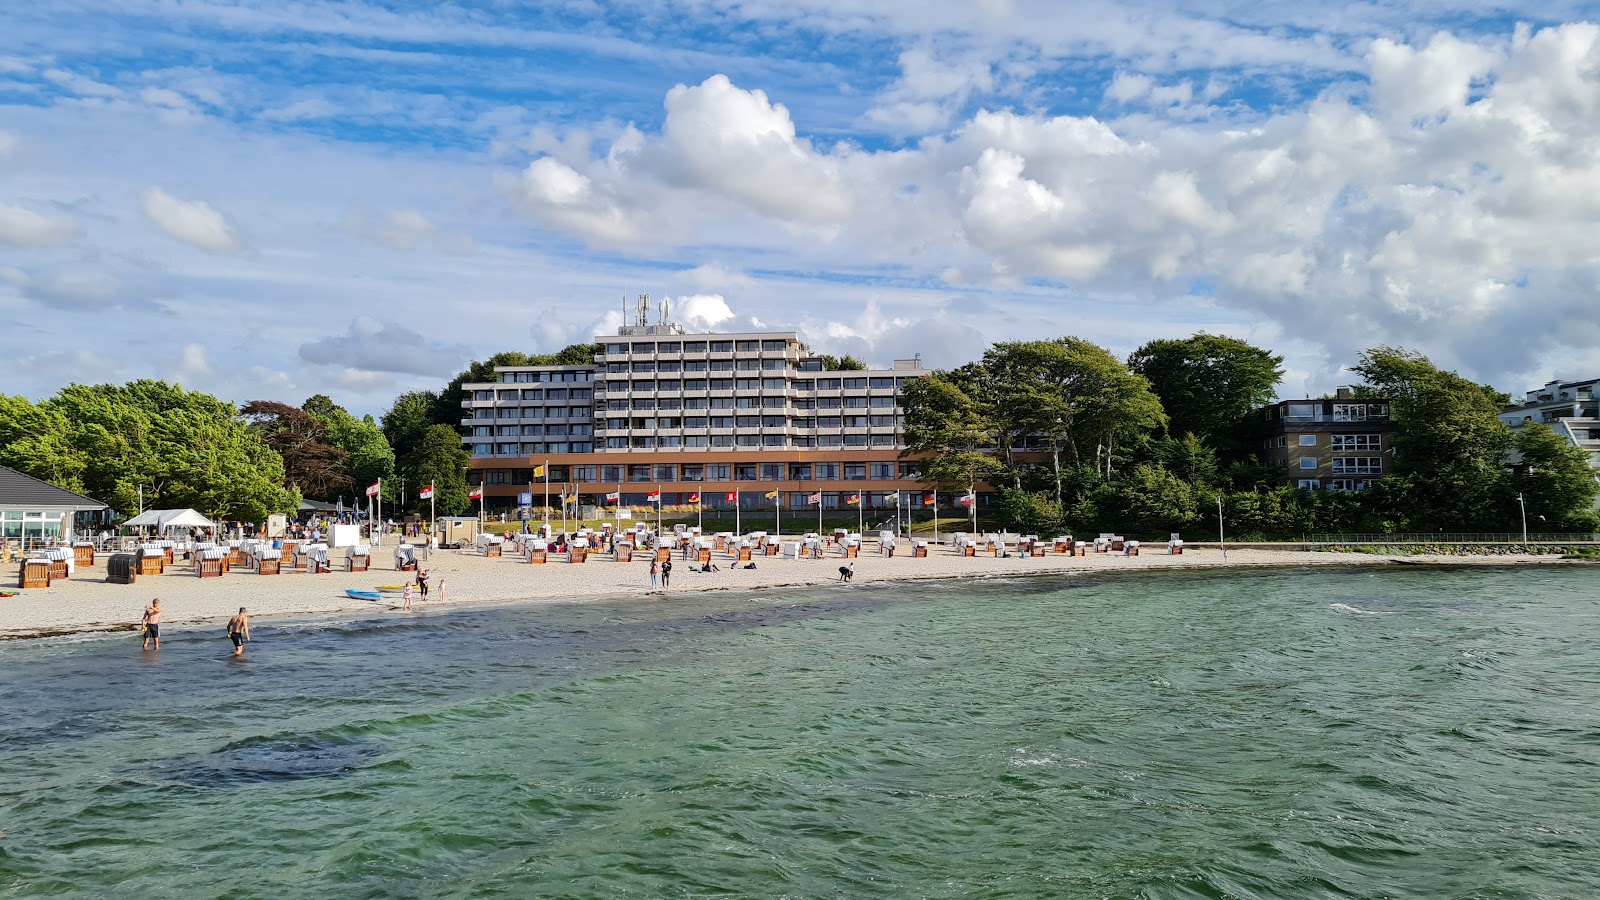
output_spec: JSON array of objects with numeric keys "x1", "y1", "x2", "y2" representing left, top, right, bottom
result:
[{"x1": 122, "y1": 508, "x2": 218, "y2": 529}]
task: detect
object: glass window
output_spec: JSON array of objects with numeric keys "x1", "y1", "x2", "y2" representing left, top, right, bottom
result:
[
  {"x1": 762, "y1": 340, "x2": 787, "y2": 351},
  {"x1": 630, "y1": 342, "x2": 654, "y2": 353},
  {"x1": 762, "y1": 416, "x2": 786, "y2": 427},
  {"x1": 710, "y1": 435, "x2": 734, "y2": 447},
  {"x1": 685, "y1": 417, "x2": 707, "y2": 429},
  {"x1": 710, "y1": 397, "x2": 734, "y2": 409},
  {"x1": 633, "y1": 398, "x2": 656, "y2": 410},
  {"x1": 760, "y1": 463, "x2": 783, "y2": 480},
  {"x1": 628, "y1": 464, "x2": 652, "y2": 482},
  {"x1": 1298, "y1": 457, "x2": 1318, "y2": 469},
  {"x1": 736, "y1": 359, "x2": 761, "y2": 371},
  {"x1": 631, "y1": 361, "x2": 655, "y2": 372},
  {"x1": 657, "y1": 361, "x2": 681, "y2": 373},
  {"x1": 709, "y1": 378, "x2": 734, "y2": 390},
  {"x1": 737, "y1": 435, "x2": 760, "y2": 446},
  {"x1": 736, "y1": 416, "x2": 760, "y2": 428},
  {"x1": 762, "y1": 378, "x2": 786, "y2": 390},
  {"x1": 842, "y1": 378, "x2": 866, "y2": 389},
  {"x1": 870, "y1": 377, "x2": 894, "y2": 388},
  {"x1": 870, "y1": 396, "x2": 896, "y2": 407},
  {"x1": 606, "y1": 343, "x2": 625, "y2": 354},
  {"x1": 869, "y1": 434, "x2": 894, "y2": 445},
  {"x1": 844, "y1": 463, "x2": 867, "y2": 480},
  {"x1": 819, "y1": 434, "x2": 842, "y2": 447},
  {"x1": 789, "y1": 463, "x2": 812, "y2": 480},
  {"x1": 684, "y1": 341, "x2": 707, "y2": 353},
  {"x1": 817, "y1": 378, "x2": 841, "y2": 390},
  {"x1": 683, "y1": 360, "x2": 707, "y2": 371},
  {"x1": 658, "y1": 380, "x2": 681, "y2": 392},
  {"x1": 684, "y1": 379, "x2": 708, "y2": 391},
  {"x1": 710, "y1": 340, "x2": 733, "y2": 352},
  {"x1": 658, "y1": 342, "x2": 681, "y2": 353},
  {"x1": 763, "y1": 435, "x2": 785, "y2": 447},
  {"x1": 1297, "y1": 434, "x2": 1316, "y2": 446},
  {"x1": 682, "y1": 464, "x2": 704, "y2": 482},
  {"x1": 844, "y1": 434, "x2": 868, "y2": 446},
  {"x1": 1298, "y1": 479, "x2": 1320, "y2": 490},
  {"x1": 736, "y1": 340, "x2": 760, "y2": 351},
  {"x1": 654, "y1": 464, "x2": 677, "y2": 481},
  {"x1": 870, "y1": 462, "x2": 893, "y2": 479}
]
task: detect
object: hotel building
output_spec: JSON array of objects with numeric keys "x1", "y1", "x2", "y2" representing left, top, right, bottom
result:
[
  {"x1": 460, "y1": 318, "x2": 950, "y2": 516},
  {"x1": 1255, "y1": 389, "x2": 1396, "y2": 491}
]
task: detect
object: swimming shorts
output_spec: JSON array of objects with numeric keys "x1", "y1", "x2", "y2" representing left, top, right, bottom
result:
[
  {"x1": 229, "y1": 633, "x2": 243, "y2": 647},
  {"x1": 146, "y1": 624, "x2": 159, "y2": 638}
]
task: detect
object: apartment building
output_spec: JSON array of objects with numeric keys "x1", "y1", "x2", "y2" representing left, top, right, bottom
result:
[
  {"x1": 460, "y1": 317, "x2": 946, "y2": 515},
  {"x1": 1255, "y1": 388, "x2": 1395, "y2": 491},
  {"x1": 1498, "y1": 377, "x2": 1600, "y2": 506}
]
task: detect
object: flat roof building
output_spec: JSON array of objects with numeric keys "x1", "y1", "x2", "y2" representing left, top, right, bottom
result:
[
  {"x1": 460, "y1": 314, "x2": 945, "y2": 515},
  {"x1": 1255, "y1": 389, "x2": 1395, "y2": 492}
]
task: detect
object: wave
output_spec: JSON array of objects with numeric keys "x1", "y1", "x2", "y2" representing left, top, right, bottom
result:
[{"x1": 1329, "y1": 602, "x2": 1384, "y2": 615}]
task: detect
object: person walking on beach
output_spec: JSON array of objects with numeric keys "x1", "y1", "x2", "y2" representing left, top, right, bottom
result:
[
  {"x1": 141, "y1": 598, "x2": 162, "y2": 650},
  {"x1": 660, "y1": 558, "x2": 672, "y2": 590},
  {"x1": 649, "y1": 558, "x2": 659, "y2": 588},
  {"x1": 417, "y1": 568, "x2": 430, "y2": 600},
  {"x1": 838, "y1": 561, "x2": 855, "y2": 583},
  {"x1": 226, "y1": 608, "x2": 250, "y2": 656},
  {"x1": 403, "y1": 582, "x2": 413, "y2": 611}
]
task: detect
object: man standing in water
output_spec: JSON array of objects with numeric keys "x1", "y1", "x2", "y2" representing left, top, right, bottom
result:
[
  {"x1": 226, "y1": 607, "x2": 251, "y2": 656},
  {"x1": 141, "y1": 597, "x2": 162, "y2": 650}
]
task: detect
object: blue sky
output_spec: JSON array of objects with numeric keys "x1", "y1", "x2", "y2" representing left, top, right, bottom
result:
[{"x1": 3, "y1": 1, "x2": 1598, "y2": 415}]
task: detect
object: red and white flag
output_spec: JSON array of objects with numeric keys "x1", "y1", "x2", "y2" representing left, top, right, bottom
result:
[
  {"x1": 365, "y1": 481, "x2": 381, "y2": 498},
  {"x1": 688, "y1": 492, "x2": 700, "y2": 503},
  {"x1": 647, "y1": 490, "x2": 660, "y2": 502},
  {"x1": 418, "y1": 484, "x2": 434, "y2": 500},
  {"x1": 606, "y1": 490, "x2": 620, "y2": 503},
  {"x1": 807, "y1": 492, "x2": 821, "y2": 504},
  {"x1": 958, "y1": 493, "x2": 976, "y2": 506},
  {"x1": 468, "y1": 486, "x2": 483, "y2": 501},
  {"x1": 724, "y1": 491, "x2": 737, "y2": 502},
  {"x1": 846, "y1": 494, "x2": 861, "y2": 505}
]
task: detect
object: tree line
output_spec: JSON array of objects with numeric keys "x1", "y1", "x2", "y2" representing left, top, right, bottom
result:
[
  {"x1": 902, "y1": 338, "x2": 1600, "y2": 538},
  {"x1": 2, "y1": 337, "x2": 1594, "y2": 535}
]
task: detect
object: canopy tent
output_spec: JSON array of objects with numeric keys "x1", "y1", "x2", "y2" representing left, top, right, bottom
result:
[{"x1": 122, "y1": 508, "x2": 218, "y2": 529}]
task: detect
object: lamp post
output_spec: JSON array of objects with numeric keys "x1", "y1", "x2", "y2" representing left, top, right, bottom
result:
[
  {"x1": 1217, "y1": 496, "x2": 1228, "y2": 561},
  {"x1": 1516, "y1": 492, "x2": 1527, "y2": 545}
]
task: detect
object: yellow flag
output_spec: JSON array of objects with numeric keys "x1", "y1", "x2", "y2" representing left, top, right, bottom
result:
[
  {"x1": 764, "y1": 490, "x2": 778, "y2": 499},
  {"x1": 533, "y1": 465, "x2": 545, "y2": 477}
]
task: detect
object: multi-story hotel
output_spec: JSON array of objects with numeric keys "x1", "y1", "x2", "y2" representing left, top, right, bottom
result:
[
  {"x1": 461, "y1": 309, "x2": 946, "y2": 517},
  {"x1": 1255, "y1": 389, "x2": 1396, "y2": 491}
]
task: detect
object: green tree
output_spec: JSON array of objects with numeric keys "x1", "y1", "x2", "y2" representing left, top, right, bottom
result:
[
  {"x1": 1097, "y1": 464, "x2": 1198, "y2": 534},
  {"x1": 305, "y1": 395, "x2": 396, "y2": 502},
  {"x1": 0, "y1": 381, "x2": 295, "y2": 520},
  {"x1": 1511, "y1": 424, "x2": 1600, "y2": 532},
  {"x1": 993, "y1": 487, "x2": 1064, "y2": 535},
  {"x1": 901, "y1": 369, "x2": 1002, "y2": 496},
  {"x1": 817, "y1": 354, "x2": 868, "y2": 371},
  {"x1": 985, "y1": 338, "x2": 1167, "y2": 498},
  {"x1": 1352, "y1": 347, "x2": 1512, "y2": 530},
  {"x1": 404, "y1": 425, "x2": 472, "y2": 517},
  {"x1": 1129, "y1": 334, "x2": 1284, "y2": 455},
  {"x1": 382, "y1": 390, "x2": 439, "y2": 462}
]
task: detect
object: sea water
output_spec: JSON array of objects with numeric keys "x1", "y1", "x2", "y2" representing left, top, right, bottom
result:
[{"x1": 2, "y1": 566, "x2": 1597, "y2": 898}]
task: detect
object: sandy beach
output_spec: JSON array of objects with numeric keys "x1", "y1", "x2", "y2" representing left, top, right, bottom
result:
[{"x1": 0, "y1": 541, "x2": 1585, "y2": 641}]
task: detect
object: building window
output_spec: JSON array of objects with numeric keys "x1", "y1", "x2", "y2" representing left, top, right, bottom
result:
[
  {"x1": 870, "y1": 462, "x2": 893, "y2": 479},
  {"x1": 684, "y1": 341, "x2": 707, "y2": 353},
  {"x1": 658, "y1": 342, "x2": 681, "y2": 353},
  {"x1": 844, "y1": 463, "x2": 867, "y2": 480},
  {"x1": 1330, "y1": 458, "x2": 1383, "y2": 475},
  {"x1": 789, "y1": 463, "x2": 812, "y2": 480},
  {"x1": 682, "y1": 464, "x2": 704, "y2": 482},
  {"x1": 870, "y1": 377, "x2": 894, "y2": 388},
  {"x1": 602, "y1": 465, "x2": 624, "y2": 482},
  {"x1": 761, "y1": 463, "x2": 783, "y2": 480},
  {"x1": 869, "y1": 434, "x2": 894, "y2": 445},
  {"x1": 737, "y1": 435, "x2": 760, "y2": 446},
  {"x1": 818, "y1": 378, "x2": 841, "y2": 390},
  {"x1": 710, "y1": 340, "x2": 733, "y2": 352},
  {"x1": 816, "y1": 463, "x2": 839, "y2": 479},
  {"x1": 870, "y1": 396, "x2": 896, "y2": 408},
  {"x1": 1330, "y1": 434, "x2": 1383, "y2": 451},
  {"x1": 574, "y1": 466, "x2": 597, "y2": 482},
  {"x1": 1298, "y1": 457, "x2": 1318, "y2": 469},
  {"x1": 1297, "y1": 479, "x2": 1320, "y2": 490},
  {"x1": 819, "y1": 434, "x2": 842, "y2": 447},
  {"x1": 653, "y1": 464, "x2": 677, "y2": 481},
  {"x1": 1297, "y1": 434, "x2": 1316, "y2": 446}
]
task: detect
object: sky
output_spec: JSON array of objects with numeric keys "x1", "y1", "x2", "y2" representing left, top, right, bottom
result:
[{"x1": 3, "y1": 1, "x2": 1598, "y2": 417}]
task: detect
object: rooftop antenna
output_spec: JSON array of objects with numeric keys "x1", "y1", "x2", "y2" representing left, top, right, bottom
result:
[
  {"x1": 636, "y1": 294, "x2": 649, "y2": 328},
  {"x1": 658, "y1": 296, "x2": 670, "y2": 326}
]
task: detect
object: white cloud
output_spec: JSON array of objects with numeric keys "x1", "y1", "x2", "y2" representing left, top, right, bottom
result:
[
  {"x1": 140, "y1": 186, "x2": 244, "y2": 252},
  {"x1": 299, "y1": 317, "x2": 472, "y2": 377},
  {"x1": 0, "y1": 203, "x2": 80, "y2": 246},
  {"x1": 671, "y1": 294, "x2": 736, "y2": 330}
]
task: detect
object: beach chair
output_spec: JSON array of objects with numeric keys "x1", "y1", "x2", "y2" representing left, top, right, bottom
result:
[
  {"x1": 347, "y1": 545, "x2": 371, "y2": 572},
  {"x1": 196, "y1": 547, "x2": 226, "y2": 578},
  {"x1": 21, "y1": 559, "x2": 51, "y2": 588},
  {"x1": 1168, "y1": 533, "x2": 1184, "y2": 555},
  {"x1": 138, "y1": 546, "x2": 166, "y2": 575},
  {"x1": 306, "y1": 544, "x2": 331, "y2": 573},
  {"x1": 615, "y1": 543, "x2": 633, "y2": 562},
  {"x1": 913, "y1": 540, "x2": 928, "y2": 558},
  {"x1": 394, "y1": 544, "x2": 418, "y2": 572},
  {"x1": 106, "y1": 553, "x2": 138, "y2": 584},
  {"x1": 74, "y1": 542, "x2": 96, "y2": 568}
]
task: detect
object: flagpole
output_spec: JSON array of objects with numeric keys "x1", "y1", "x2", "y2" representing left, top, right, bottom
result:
[
  {"x1": 817, "y1": 492, "x2": 822, "y2": 535},
  {"x1": 934, "y1": 489, "x2": 939, "y2": 545},
  {"x1": 376, "y1": 478, "x2": 382, "y2": 547},
  {"x1": 775, "y1": 491, "x2": 781, "y2": 540},
  {"x1": 697, "y1": 491, "x2": 702, "y2": 533},
  {"x1": 615, "y1": 483, "x2": 621, "y2": 537},
  {"x1": 734, "y1": 490, "x2": 740, "y2": 537},
  {"x1": 429, "y1": 481, "x2": 435, "y2": 544},
  {"x1": 969, "y1": 481, "x2": 976, "y2": 533},
  {"x1": 542, "y1": 460, "x2": 549, "y2": 527},
  {"x1": 858, "y1": 494, "x2": 863, "y2": 536},
  {"x1": 656, "y1": 483, "x2": 662, "y2": 536}
]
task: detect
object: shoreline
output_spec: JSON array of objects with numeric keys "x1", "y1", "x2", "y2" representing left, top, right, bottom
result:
[{"x1": 1, "y1": 547, "x2": 1591, "y2": 645}]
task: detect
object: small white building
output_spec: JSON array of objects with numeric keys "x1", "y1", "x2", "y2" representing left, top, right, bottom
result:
[{"x1": 0, "y1": 465, "x2": 108, "y2": 549}]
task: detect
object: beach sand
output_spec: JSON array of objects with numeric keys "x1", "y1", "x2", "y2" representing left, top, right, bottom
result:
[{"x1": 0, "y1": 541, "x2": 1583, "y2": 641}]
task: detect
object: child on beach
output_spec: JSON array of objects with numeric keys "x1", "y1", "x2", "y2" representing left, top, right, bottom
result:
[
  {"x1": 403, "y1": 582, "x2": 413, "y2": 610},
  {"x1": 649, "y1": 559, "x2": 658, "y2": 588}
]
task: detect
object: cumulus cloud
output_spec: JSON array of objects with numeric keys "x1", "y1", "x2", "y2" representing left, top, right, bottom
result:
[
  {"x1": 502, "y1": 23, "x2": 1600, "y2": 382},
  {"x1": 670, "y1": 294, "x2": 737, "y2": 331},
  {"x1": 141, "y1": 186, "x2": 244, "y2": 252},
  {"x1": 349, "y1": 207, "x2": 474, "y2": 253},
  {"x1": 299, "y1": 317, "x2": 472, "y2": 377},
  {"x1": 0, "y1": 203, "x2": 80, "y2": 246}
]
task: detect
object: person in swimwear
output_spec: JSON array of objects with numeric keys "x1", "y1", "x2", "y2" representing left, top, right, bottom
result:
[
  {"x1": 141, "y1": 598, "x2": 162, "y2": 650},
  {"x1": 226, "y1": 607, "x2": 251, "y2": 656}
]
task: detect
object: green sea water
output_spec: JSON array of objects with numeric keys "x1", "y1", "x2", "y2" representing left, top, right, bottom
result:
[{"x1": 2, "y1": 566, "x2": 1597, "y2": 898}]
